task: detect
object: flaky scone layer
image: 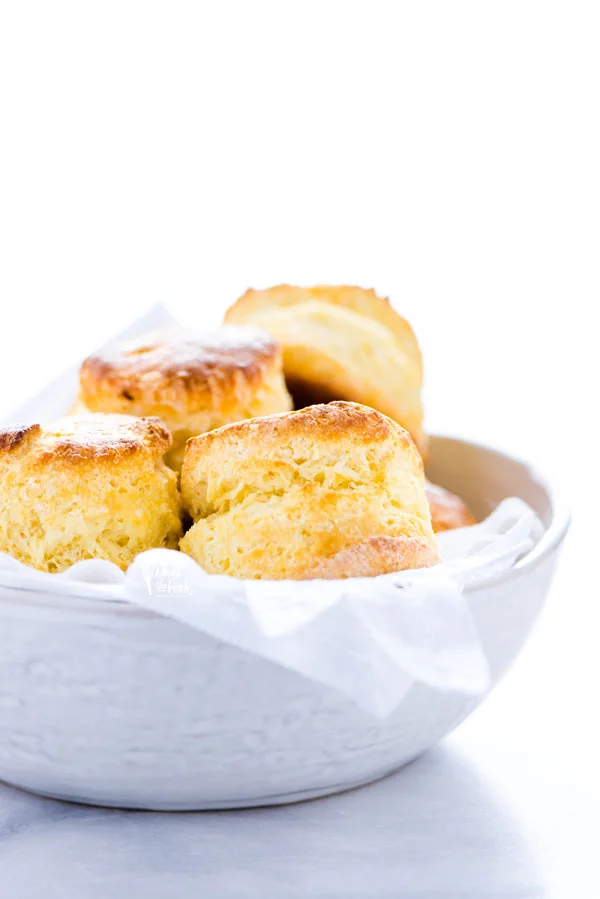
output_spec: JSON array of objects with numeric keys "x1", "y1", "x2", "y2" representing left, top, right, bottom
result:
[
  {"x1": 0, "y1": 414, "x2": 182, "y2": 572},
  {"x1": 180, "y1": 402, "x2": 438, "y2": 580},
  {"x1": 224, "y1": 285, "x2": 426, "y2": 455}
]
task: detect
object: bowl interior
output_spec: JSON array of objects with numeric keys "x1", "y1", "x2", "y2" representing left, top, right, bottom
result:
[{"x1": 426, "y1": 435, "x2": 554, "y2": 528}]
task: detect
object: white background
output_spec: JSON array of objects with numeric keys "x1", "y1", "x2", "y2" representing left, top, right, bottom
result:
[{"x1": 0, "y1": 3, "x2": 598, "y2": 896}]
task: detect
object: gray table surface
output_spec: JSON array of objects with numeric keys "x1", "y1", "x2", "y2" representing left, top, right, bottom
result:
[{"x1": 0, "y1": 744, "x2": 543, "y2": 899}]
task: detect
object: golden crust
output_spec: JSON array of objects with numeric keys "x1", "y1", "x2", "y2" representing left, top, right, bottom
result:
[
  {"x1": 182, "y1": 399, "x2": 410, "y2": 488},
  {"x1": 180, "y1": 401, "x2": 438, "y2": 579},
  {"x1": 80, "y1": 325, "x2": 281, "y2": 405},
  {"x1": 426, "y1": 481, "x2": 477, "y2": 533},
  {"x1": 306, "y1": 535, "x2": 439, "y2": 579},
  {"x1": 78, "y1": 325, "x2": 293, "y2": 470},
  {"x1": 31, "y1": 414, "x2": 172, "y2": 465},
  {"x1": 0, "y1": 424, "x2": 42, "y2": 453},
  {"x1": 0, "y1": 414, "x2": 183, "y2": 572},
  {"x1": 224, "y1": 285, "x2": 426, "y2": 454},
  {"x1": 0, "y1": 415, "x2": 171, "y2": 463}
]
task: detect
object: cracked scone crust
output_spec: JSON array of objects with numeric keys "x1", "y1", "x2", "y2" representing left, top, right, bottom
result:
[
  {"x1": 180, "y1": 401, "x2": 439, "y2": 580},
  {"x1": 224, "y1": 285, "x2": 426, "y2": 455},
  {"x1": 0, "y1": 415, "x2": 183, "y2": 572},
  {"x1": 78, "y1": 325, "x2": 293, "y2": 470}
]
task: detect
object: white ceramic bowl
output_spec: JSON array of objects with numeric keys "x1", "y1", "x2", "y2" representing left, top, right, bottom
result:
[{"x1": 0, "y1": 436, "x2": 569, "y2": 810}]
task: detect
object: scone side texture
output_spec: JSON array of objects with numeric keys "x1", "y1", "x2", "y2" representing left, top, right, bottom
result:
[
  {"x1": 181, "y1": 401, "x2": 421, "y2": 519},
  {"x1": 223, "y1": 285, "x2": 426, "y2": 454},
  {"x1": 180, "y1": 402, "x2": 438, "y2": 580},
  {"x1": 225, "y1": 284, "x2": 423, "y2": 374},
  {"x1": 0, "y1": 414, "x2": 183, "y2": 573}
]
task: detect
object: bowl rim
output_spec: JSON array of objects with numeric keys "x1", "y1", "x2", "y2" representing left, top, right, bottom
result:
[
  {"x1": 0, "y1": 433, "x2": 570, "y2": 608},
  {"x1": 426, "y1": 434, "x2": 570, "y2": 591}
]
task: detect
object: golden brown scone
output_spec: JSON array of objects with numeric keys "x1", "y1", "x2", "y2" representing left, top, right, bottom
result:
[
  {"x1": 426, "y1": 481, "x2": 477, "y2": 533},
  {"x1": 0, "y1": 415, "x2": 183, "y2": 573},
  {"x1": 77, "y1": 325, "x2": 293, "y2": 471},
  {"x1": 180, "y1": 401, "x2": 439, "y2": 580},
  {"x1": 224, "y1": 285, "x2": 426, "y2": 455}
]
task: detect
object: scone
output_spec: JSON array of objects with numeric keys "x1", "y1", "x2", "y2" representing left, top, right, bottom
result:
[
  {"x1": 0, "y1": 415, "x2": 182, "y2": 572},
  {"x1": 224, "y1": 285, "x2": 426, "y2": 455},
  {"x1": 426, "y1": 481, "x2": 476, "y2": 533},
  {"x1": 180, "y1": 401, "x2": 439, "y2": 580},
  {"x1": 78, "y1": 325, "x2": 293, "y2": 471}
]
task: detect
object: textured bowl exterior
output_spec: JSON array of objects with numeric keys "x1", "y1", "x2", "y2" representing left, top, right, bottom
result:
[{"x1": 0, "y1": 437, "x2": 566, "y2": 809}]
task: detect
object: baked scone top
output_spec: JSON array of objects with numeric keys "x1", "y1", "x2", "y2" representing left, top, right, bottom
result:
[
  {"x1": 78, "y1": 325, "x2": 293, "y2": 472},
  {"x1": 79, "y1": 325, "x2": 284, "y2": 414},
  {"x1": 0, "y1": 414, "x2": 171, "y2": 465},
  {"x1": 183, "y1": 397, "x2": 408, "y2": 461}
]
